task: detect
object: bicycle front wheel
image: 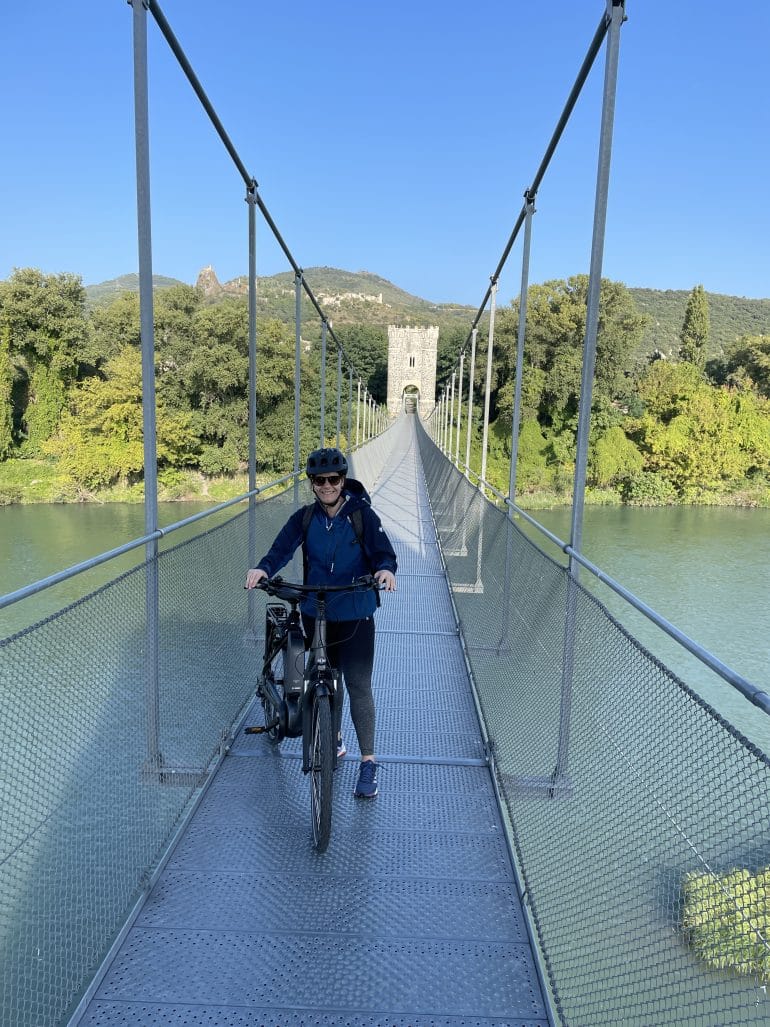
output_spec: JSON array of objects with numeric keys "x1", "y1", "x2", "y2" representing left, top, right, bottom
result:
[{"x1": 309, "y1": 693, "x2": 334, "y2": 853}]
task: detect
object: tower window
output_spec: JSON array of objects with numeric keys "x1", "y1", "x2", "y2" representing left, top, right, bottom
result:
[{"x1": 408, "y1": 354, "x2": 415, "y2": 368}]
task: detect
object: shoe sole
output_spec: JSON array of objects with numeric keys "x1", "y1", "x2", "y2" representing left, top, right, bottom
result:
[{"x1": 354, "y1": 789, "x2": 378, "y2": 798}]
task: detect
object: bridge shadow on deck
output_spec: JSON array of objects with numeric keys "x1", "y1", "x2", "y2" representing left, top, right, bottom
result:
[{"x1": 77, "y1": 418, "x2": 550, "y2": 1026}]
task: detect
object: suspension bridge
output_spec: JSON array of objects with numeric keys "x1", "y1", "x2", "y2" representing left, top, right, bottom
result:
[{"x1": 2, "y1": 2, "x2": 770, "y2": 1025}]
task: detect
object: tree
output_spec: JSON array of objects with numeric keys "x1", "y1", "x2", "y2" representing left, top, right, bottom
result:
[
  {"x1": 89, "y1": 292, "x2": 140, "y2": 362},
  {"x1": 0, "y1": 328, "x2": 13, "y2": 458},
  {"x1": 514, "y1": 418, "x2": 552, "y2": 492},
  {"x1": 724, "y1": 334, "x2": 770, "y2": 398},
  {"x1": 631, "y1": 360, "x2": 770, "y2": 498},
  {"x1": 333, "y1": 324, "x2": 387, "y2": 401},
  {"x1": 0, "y1": 268, "x2": 91, "y2": 452},
  {"x1": 589, "y1": 425, "x2": 644, "y2": 487},
  {"x1": 497, "y1": 275, "x2": 647, "y2": 428},
  {"x1": 679, "y1": 284, "x2": 710, "y2": 368},
  {"x1": 45, "y1": 347, "x2": 199, "y2": 490}
]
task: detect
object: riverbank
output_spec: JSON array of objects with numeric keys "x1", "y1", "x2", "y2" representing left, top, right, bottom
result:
[
  {"x1": 0, "y1": 459, "x2": 253, "y2": 506},
  {"x1": 2, "y1": 457, "x2": 769, "y2": 509}
]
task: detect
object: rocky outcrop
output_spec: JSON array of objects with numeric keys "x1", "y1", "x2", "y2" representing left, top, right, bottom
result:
[{"x1": 196, "y1": 267, "x2": 256, "y2": 298}]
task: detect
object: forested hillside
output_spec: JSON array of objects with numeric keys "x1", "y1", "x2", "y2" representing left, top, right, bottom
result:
[
  {"x1": 86, "y1": 268, "x2": 770, "y2": 357},
  {"x1": 2, "y1": 265, "x2": 769, "y2": 508},
  {"x1": 630, "y1": 287, "x2": 770, "y2": 361}
]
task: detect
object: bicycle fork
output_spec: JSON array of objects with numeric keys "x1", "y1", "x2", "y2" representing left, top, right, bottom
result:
[{"x1": 301, "y1": 673, "x2": 339, "y2": 773}]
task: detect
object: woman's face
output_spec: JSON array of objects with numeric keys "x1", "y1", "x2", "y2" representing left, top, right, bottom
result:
[{"x1": 311, "y1": 473, "x2": 345, "y2": 505}]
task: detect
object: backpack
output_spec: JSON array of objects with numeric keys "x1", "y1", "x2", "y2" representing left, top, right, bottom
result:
[{"x1": 300, "y1": 503, "x2": 379, "y2": 604}]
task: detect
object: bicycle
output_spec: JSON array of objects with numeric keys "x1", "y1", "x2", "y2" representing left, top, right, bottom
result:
[{"x1": 245, "y1": 574, "x2": 381, "y2": 852}]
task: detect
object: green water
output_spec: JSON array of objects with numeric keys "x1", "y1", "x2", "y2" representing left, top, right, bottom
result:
[
  {"x1": 517, "y1": 505, "x2": 770, "y2": 750},
  {"x1": 2, "y1": 501, "x2": 768, "y2": 722},
  {"x1": 0, "y1": 501, "x2": 221, "y2": 636}
]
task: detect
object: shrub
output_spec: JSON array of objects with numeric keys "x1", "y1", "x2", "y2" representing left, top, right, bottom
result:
[
  {"x1": 622, "y1": 471, "x2": 678, "y2": 506},
  {"x1": 199, "y1": 441, "x2": 239, "y2": 476},
  {"x1": 683, "y1": 866, "x2": 770, "y2": 980}
]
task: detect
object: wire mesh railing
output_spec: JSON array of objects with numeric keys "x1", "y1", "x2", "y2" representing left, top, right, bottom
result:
[
  {"x1": 417, "y1": 421, "x2": 770, "y2": 1027},
  {"x1": 0, "y1": 427, "x2": 398, "y2": 1027}
]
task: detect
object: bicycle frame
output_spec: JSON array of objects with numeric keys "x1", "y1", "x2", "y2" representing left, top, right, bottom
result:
[{"x1": 252, "y1": 575, "x2": 379, "y2": 766}]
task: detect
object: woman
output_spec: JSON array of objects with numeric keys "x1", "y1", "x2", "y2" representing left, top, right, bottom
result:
[{"x1": 246, "y1": 447, "x2": 397, "y2": 798}]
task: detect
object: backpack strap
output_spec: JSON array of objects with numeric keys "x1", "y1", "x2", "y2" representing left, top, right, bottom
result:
[
  {"x1": 346, "y1": 507, "x2": 380, "y2": 607},
  {"x1": 300, "y1": 504, "x2": 314, "y2": 584}
]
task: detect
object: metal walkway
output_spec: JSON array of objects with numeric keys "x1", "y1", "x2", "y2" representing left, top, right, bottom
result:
[{"x1": 77, "y1": 420, "x2": 551, "y2": 1026}]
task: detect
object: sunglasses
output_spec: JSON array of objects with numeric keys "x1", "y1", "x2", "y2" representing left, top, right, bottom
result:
[{"x1": 311, "y1": 474, "x2": 343, "y2": 486}]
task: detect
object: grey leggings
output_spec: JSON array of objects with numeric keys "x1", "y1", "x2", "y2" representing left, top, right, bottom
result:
[{"x1": 302, "y1": 615, "x2": 376, "y2": 757}]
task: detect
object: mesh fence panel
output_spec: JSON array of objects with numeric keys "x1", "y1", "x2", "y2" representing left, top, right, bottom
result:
[
  {"x1": 0, "y1": 429, "x2": 397, "y2": 1027},
  {"x1": 417, "y1": 423, "x2": 770, "y2": 1027},
  {"x1": 0, "y1": 497, "x2": 277, "y2": 1024}
]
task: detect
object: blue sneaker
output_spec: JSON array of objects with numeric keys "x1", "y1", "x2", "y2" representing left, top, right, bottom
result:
[{"x1": 354, "y1": 760, "x2": 378, "y2": 798}]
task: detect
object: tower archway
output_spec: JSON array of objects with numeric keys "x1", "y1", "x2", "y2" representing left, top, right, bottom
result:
[{"x1": 386, "y1": 325, "x2": 438, "y2": 419}]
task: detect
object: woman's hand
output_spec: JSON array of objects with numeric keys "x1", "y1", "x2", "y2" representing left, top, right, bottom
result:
[
  {"x1": 374, "y1": 569, "x2": 396, "y2": 592},
  {"x1": 245, "y1": 568, "x2": 268, "y2": 589}
]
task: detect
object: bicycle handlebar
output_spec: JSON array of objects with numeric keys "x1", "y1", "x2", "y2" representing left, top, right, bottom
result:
[{"x1": 254, "y1": 574, "x2": 383, "y2": 603}]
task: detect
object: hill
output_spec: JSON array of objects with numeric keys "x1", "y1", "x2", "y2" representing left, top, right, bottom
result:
[
  {"x1": 84, "y1": 269, "x2": 770, "y2": 357},
  {"x1": 194, "y1": 264, "x2": 476, "y2": 336},
  {"x1": 85, "y1": 273, "x2": 185, "y2": 307},
  {"x1": 630, "y1": 287, "x2": 770, "y2": 360}
]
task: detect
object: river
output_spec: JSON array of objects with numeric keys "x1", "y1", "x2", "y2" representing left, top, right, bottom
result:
[{"x1": 2, "y1": 501, "x2": 769, "y2": 737}]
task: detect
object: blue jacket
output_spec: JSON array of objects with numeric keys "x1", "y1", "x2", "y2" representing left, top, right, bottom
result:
[{"x1": 256, "y1": 478, "x2": 397, "y2": 620}]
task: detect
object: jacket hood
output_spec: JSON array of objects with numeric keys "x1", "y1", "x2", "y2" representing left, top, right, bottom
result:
[{"x1": 340, "y1": 477, "x2": 372, "y2": 507}]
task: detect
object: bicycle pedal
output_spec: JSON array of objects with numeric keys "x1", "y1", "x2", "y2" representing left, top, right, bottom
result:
[{"x1": 244, "y1": 723, "x2": 277, "y2": 734}]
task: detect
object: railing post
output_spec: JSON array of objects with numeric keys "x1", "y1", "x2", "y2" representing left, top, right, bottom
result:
[
  {"x1": 480, "y1": 282, "x2": 498, "y2": 493},
  {"x1": 294, "y1": 271, "x2": 302, "y2": 506},
  {"x1": 569, "y1": 0, "x2": 624, "y2": 574},
  {"x1": 356, "y1": 380, "x2": 361, "y2": 446},
  {"x1": 131, "y1": 0, "x2": 161, "y2": 772},
  {"x1": 555, "y1": 0, "x2": 625, "y2": 792},
  {"x1": 448, "y1": 371, "x2": 456, "y2": 462},
  {"x1": 509, "y1": 193, "x2": 535, "y2": 508},
  {"x1": 319, "y1": 318, "x2": 328, "y2": 446},
  {"x1": 347, "y1": 366, "x2": 353, "y2": 455},
  {"x1": 465, "y1": 328, "x2": 478, "y2": 479},
  {"x1": 246, "y1": 179, "x2": 258, "y2": 634},
  {"x1": 500, "y1": 194, "x2": 535, "y2": 651},
  {"x1": 455, "y1": 352, "x2": 464, "y2": 466},
  {"x1": 336, "y1": 347, "x2": 342, "y2": 448}
]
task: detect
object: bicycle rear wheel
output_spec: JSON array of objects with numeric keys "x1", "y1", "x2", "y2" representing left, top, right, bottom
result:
[{"x1": 309, "y1": 693, "x2": 334, "y2": 852}]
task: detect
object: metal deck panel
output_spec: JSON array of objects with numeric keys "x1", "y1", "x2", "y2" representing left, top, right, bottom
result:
[
  {"x1": 136, "y1": 870, "x2": 527, "y2": 940},
  {"x1": 75, "y1": 418, "x2": 551, "y2": 1027},
  {"x1": 82, "y1": 1008, "x2": 550, "y2": 1027},
  {"x1": 92, "y1": 932, "x2": 543, "y2": 1020}
]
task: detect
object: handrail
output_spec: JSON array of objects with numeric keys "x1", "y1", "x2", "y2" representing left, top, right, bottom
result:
[
  {"x1": 441, "y1": 446, "x2": 770, "y2": 714},
  {"x1": 0, "y1": 470, "x2": 300, "y2": 613},
  {"x1": 0, "y1": 424, "x2": 389, "y2": 616}
]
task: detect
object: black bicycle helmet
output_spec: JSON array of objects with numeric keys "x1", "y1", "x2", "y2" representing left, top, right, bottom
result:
[{"x1": 306, "y1": 447, "x2": 348, "y2": 477}]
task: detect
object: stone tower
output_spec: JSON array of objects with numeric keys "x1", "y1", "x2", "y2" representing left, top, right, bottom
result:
[{"x1": 386, "y1": 325, "x2": 439, "y2": 418}]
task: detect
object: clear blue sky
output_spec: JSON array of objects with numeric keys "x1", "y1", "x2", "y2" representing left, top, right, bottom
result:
[{"x1": 1, "y1": 1, "x2": 768, "y2": 308}]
